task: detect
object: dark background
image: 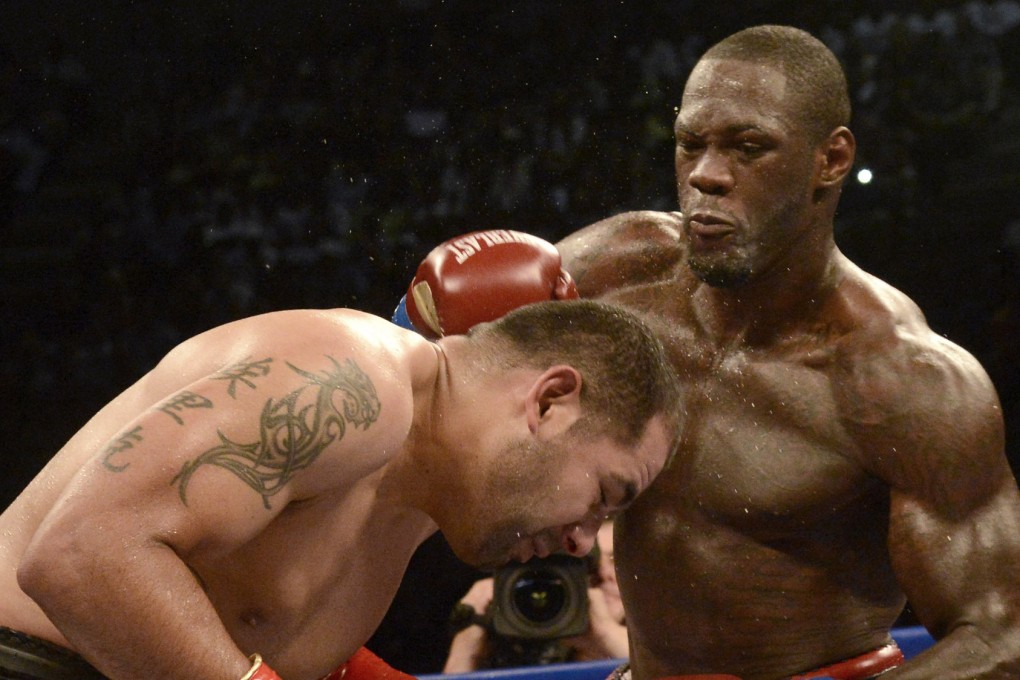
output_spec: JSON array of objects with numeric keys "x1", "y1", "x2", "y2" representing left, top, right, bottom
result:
[{"x1": 3, "y1": 0, "x2": 1019, "y2": 673}]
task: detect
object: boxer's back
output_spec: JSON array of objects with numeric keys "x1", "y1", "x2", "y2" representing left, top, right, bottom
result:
[{"x1": 560, "y1": 213, "x2": 952, "y2": 678}]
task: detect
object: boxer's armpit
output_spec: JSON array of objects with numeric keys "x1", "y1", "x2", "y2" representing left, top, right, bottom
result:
[{"x1": 170, "y1": 355, "x2": 382, "y2": 509}]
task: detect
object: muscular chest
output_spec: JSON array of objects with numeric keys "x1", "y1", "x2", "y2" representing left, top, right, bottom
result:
[
  {"x1": 682, "y1": 348, "x2": 873, "y2": 529},
  {"x1": 192, "y1": 480, "x2": 428, "y2": 670},
  {"x1": 606, "y1": 277, "x2": 875, "y2": 531}
]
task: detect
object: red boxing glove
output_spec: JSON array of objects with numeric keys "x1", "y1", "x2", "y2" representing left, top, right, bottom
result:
[
  {"x1": 322, "y1": 647, "x2": 416, "y2": 680},
  {"x1": 405, "y1": 229, "x2": 579, "y2": 339}
]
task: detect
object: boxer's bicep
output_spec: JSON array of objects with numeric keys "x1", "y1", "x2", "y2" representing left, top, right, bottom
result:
[
  {"x1": 59, "y1": 351, "x2": 381, "y2": 555},
  {"x1": 167, "y1": 353, "x2": 384, "y2": 551},
  {"x1": 888, "y1": 477, "x2": 1020, "y2": 641},
  {"x1": 881, "y1": 349, "x2": 1020, "y2": 636},
  {"x1": 19, "y1": 361, "x2": 301, "y2": 680},
  {"x1": 46, "y1": 370, "x2": 288, "y2": 555}
]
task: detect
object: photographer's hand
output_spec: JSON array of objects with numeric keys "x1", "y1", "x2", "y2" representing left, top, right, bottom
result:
[
  {"x1": 444, "y1": 578, "x2": 495, "y2": 673},
  {"x1": 562, "y1": 587, "x2": 629, "y2": 662}
]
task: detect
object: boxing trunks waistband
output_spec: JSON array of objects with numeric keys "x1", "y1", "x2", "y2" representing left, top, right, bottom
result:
[
  {"x1": 607, "y1": 641, "x2": 904, "y2": 680},
  {"x1": 0, "y1": 627, "x2": 106, "y2": 680}
]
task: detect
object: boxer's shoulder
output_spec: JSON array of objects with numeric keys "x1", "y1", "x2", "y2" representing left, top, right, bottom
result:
[
  {"x1": 825, "y1": 265, "x2": 1000, "y2": 468},
  {"x1": 830, "y1": 262, "x2": 983, "y2": 388},
  {"x1": 163, "y1": 309, "x2": 406, "y2": 383},
  {"x1": 558, "y1": 210, "x2": 683, "y2": 260},
  {"x1": 146, "y1": 309, "x2": 408, "y2": 481},
  {"x1": 557, "y1": 211, "x2": 684, "y2": 298}
]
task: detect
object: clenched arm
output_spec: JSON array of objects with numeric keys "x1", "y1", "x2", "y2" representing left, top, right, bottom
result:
[
  {"x1": 855, "y1": 334, "x2": 1020, "y2": 678},
  {"x1": 18, "y1": 346, "x2": 382, "y2": 680}
]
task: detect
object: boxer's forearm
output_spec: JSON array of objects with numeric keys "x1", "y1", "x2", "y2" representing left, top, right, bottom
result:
[
  {"x1": 20, "y1": 537, "x2": 253, "y2": 680},
  {"x1": 882, "y1": 624, "x2": 1020, "y2": 679}
]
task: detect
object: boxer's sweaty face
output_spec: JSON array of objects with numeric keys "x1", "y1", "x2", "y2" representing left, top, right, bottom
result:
[
  {"x1": 455, "y1": 417, "x2": 671, "y2": 570},
  {"x1": 675, "y1": 58, "x2": 819, "y2": 288},
  {"x1": 461, "y1": 436, "x2": 575, "y2": 570}
]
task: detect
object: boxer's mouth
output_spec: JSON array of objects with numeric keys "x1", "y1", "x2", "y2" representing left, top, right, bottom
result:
[
  {"x1": 687, "y1": 211, "x2": 735, "y2": 238},
  {"x1": 514, "y1": 537, "x2": 539, "y2": 563},
  {"x1": 532, "y1": 538, "x2": 547, "y2": 559}
]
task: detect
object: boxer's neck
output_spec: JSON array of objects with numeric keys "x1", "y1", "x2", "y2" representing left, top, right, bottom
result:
[{"x1": 691, "y1": 236, "x2": 842, "y2": 348}]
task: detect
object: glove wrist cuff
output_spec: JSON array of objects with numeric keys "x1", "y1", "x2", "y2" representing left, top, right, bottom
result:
[{"x1": 242, "y1": 654, "x2": 283, "y2": 680}]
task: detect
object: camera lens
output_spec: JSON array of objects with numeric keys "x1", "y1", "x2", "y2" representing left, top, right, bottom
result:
[
  {"x1": 511, "y1": 569, "x2": 568, "y2": 623},
  {"x1": 492, "y1": 555, "x2": 589, "y2": 639}
]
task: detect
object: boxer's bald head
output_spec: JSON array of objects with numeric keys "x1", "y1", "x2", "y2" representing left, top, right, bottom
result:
[{"x1": 696, "y1": 25, "x2": 850, "y2": 143}]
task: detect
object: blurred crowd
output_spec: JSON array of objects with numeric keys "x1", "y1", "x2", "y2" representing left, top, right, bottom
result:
[{"x1": 2, "y1": 0, "x2": 1019, "y2": 612}]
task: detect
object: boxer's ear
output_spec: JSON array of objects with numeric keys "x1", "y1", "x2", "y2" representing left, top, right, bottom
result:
[
  {"x1": 816, "y1": 126, "x2": 855, "y2": 188},
  {"x1": 525, "y1": 365, "x2": 582, "y2": 438}
]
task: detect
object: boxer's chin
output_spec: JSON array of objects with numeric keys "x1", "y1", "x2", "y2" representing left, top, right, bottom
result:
[
  {"x1": 688, "y1": 255, "x2": 752, "y2": 288},
  {"x1": 467, "y1": 549, "x2": 511, "y2": 572},
  {"x1": 459, "y1": 528, "x2": 517, "y2": 571}
]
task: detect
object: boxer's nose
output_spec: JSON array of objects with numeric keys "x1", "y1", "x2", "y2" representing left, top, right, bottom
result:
[{"x1": 562, "y1": 514, "x2": 600, "y2": 556}]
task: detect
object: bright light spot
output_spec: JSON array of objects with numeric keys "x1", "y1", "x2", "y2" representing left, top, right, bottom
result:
[{"x1": 857, "y1": 168, "x2": 873, "y2": 184}]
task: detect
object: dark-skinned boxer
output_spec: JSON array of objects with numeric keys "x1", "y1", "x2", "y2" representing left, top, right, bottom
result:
[{"x1": 406, "y1": 25, "x2": 1020, "y2": 680}]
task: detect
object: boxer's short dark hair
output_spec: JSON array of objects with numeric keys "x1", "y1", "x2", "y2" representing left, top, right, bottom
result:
[{"x1": 478, "y1": 299, "x2": 681, "y2": 446}]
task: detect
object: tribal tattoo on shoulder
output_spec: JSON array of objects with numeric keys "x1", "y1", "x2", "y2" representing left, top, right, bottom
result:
[
  {"x1": 213, "y1": 357, "x2": 274, "y2": 398},
  {"x1": 159, "y1": 391, "x2": 213, "y2": 425},
  {"x1": 171, "y1": 356, "x2": 382, "y2": 509},
  {"x1": 102, "y1": 426, "x2": 145, "y2": 472},
  {"x1": 101, "y1": 358, "x2": 275, "y2": 472}
]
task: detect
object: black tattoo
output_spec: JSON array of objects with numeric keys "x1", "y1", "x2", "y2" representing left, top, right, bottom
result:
[
  {"x1": 102, "y1": 426, "x2": 144, "y2": 472},
  {"x1": 158, "y1": 390, "x2": 214, "y2": 425},
  {"x1": 171, "y1": 356, "x2": 381, "y2": 508},
  {"x1": 214, "y1": 357, "x2": 274, "y2": 398}
]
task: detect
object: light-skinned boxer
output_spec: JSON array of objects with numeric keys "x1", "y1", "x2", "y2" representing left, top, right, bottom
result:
[
  {"x1": 0, "y1": 295, "x2": 681, "y2": 680},
  {"x1": 405, "y1": 25, "x2": 1020, "y2": 680}
]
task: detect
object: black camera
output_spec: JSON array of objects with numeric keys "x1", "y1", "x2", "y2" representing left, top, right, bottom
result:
[{"x1": 491, "y1": 554, "x2": 590, "y2": 640}]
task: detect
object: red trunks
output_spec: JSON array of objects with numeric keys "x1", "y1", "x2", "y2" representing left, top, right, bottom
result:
[
  {"x1": 790, "y1": 642, "x2": 904, "y2": 679},
  {"x1": 322, "y1": 647, "x2": 417, "y2": 680}
]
